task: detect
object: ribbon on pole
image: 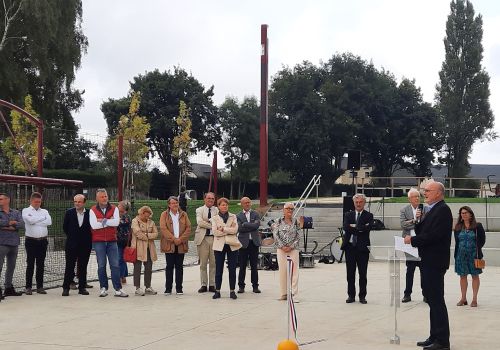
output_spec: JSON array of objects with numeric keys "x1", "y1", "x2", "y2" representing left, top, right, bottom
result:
[{"x1": 287, "y1": 256, "x2": 298, "y2": 340}]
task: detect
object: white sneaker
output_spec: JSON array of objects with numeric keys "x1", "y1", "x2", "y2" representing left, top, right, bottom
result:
[
  {"x1": 135, "y1": 288, "x2": 145, "y2": 296},
  {"x1": 145, "y1": 287, "x2": 157, "y2": 295},
  {"x1": 114, "y1": 289, "x2": 129, "y2": 297},
  {"x1": 99, "y1": 288, "x2": 108, "y2": 297}
]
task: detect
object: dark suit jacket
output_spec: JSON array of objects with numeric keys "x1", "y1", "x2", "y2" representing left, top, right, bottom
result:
[
  {"x1": 237, "y1": 210, "x2": 261, "y2": 248},
  {"x1": 341, "y1": 210, "x2": 373, "y2": 253},
  {"x1": 454, "y1": 222, "x2": 486, "y2": 260},
  {"x1": 411, "y1": 200, "x2": 453, "y2": 270},
  {"x1": 63, "y1": 208, "x2": 92, "y2": 251}
]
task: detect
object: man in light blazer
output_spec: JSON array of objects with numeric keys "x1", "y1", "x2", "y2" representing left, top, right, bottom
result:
[
  {"x1": 236, "y1": 197, "x2": 262, "y2": 294},
  {"x1": 341, "y1": 193, "x2": 373, "y2": 304},
  {"x1": 400, "y1": 188, "x2": 424, "y2": 303},
  {"x1": 194, "y1": 192, "x2": 218, "y2": 293}
]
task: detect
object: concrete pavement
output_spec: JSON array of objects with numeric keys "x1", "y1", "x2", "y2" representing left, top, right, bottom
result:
[{"x1": 1, "y1": 261, "x2": 499, "y2": 350}]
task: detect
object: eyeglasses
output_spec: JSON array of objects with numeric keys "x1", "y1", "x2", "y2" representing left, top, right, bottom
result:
[
  {"x1": 423, "y1": 189, "x2": 436, "y2": 193},
  {"x1": 284, "y1": 207, "x2": 294, "y2": 211}
]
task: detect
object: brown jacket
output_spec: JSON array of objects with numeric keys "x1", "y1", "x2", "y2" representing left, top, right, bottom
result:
[
  {"x1": 160, "y1": 210, "x2": 191, "y2": 253},
  {"x1": 130, "y1": 217, "x2": 158, "y2": 262}
]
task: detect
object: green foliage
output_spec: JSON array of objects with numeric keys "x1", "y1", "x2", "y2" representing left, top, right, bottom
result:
[
  {"x1": 43, "y1": 168, "x2": 110, "y2": 187},
  {"x1": 219, "y1": 96, "x2": 260, "y2": 198},
  {"x1": 102, "y1": 68, "x2": 219, "y2": 193},
  {"x1": 269, "y1": 54, "x2": 440, "y2": 189},
  {"x1": 436, "y1": 0, "x2": 495, "y2": 177},
  {"x1": 0, "y1": 0, "x2": 88, "y2": 168}
]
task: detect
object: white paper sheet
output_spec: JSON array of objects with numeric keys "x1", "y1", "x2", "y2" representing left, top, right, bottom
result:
[{"x1": 394, "y1": 236, "x2": 420, "y2": 258}]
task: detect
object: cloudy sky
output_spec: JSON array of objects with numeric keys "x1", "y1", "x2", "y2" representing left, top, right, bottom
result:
[{"x1": 73, "y1": 0, "x2": 500, "y2": 164}]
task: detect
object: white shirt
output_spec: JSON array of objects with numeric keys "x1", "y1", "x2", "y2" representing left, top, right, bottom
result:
[
  {"x1": 77, "y1": 208, "x2": 86, "y2": 227},
  {"x1": 89, "y1": 205, "x2": 120, "y2": 229},
  {"x1": 22, "y1": 206, "x2": 52, "y2": 238},
  {"x1": 411, "y1": 206, "x2": 417, "y2": 236},
  {"x1": 169, "y1": 211, "x2": 180, "y2": 238},
  {"x1": 244, "y1": 210, "x2": 252, "y2": 240}
]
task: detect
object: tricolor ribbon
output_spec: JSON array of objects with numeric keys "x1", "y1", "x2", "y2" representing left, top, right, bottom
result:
[{"x1": 287, "y1": 256, "x2": 298, "y2": 340}]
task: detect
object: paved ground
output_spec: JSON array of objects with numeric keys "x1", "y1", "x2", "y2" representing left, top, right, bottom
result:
[{"x1": 1, "y1": 260, "x2": 499, "y2": 350}]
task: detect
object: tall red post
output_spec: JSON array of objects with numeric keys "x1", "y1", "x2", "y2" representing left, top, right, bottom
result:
[
  {"x1": 259, "y1": 24, "x2": 269, "y2": 207},
  {"x1": 37, "y1": 120, "x2": 43, "y2": 177},
  {"x1": 213, "y1": 150, "x2": 218, "y2": 197},
  {"x1": 117, "y1": 135, "x2": 123, "y2": 201}
]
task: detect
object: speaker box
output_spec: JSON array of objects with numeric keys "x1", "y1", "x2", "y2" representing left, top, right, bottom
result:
[
  {"x1": 347, "y1": 150, "x2": 361, "y2": 170},
  {"x1": 342, "y1": 195, "x2": 354, "y2": 224}
]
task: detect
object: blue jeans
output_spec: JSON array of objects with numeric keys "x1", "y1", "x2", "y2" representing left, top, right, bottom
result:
[
  {"x1": 93, "y1": 242, "x2": 121, "y2": 290},
  {"x1": 117, "y1": 245, "x2": 128, "y2": 278}
]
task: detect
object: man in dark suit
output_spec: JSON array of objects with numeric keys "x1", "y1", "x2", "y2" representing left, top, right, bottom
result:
[
  {"x1": 404, "y1": 181, "x2": 452, "y2": 350},
  {"x1": 62, "y1": 194, "x2": 92, "y2": 296},
  {"x1": 236, "y1": 197, "x2": 262, "y2": 294},
  {"x1": 341, "y1": 193, "x2": 373, "y2": 304}
]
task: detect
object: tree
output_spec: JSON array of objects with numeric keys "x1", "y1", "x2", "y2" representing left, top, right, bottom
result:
[
  {"x1": 173, "y1": 100, "x2": 192, "y2": 192},
  {"x1": 0, "y1": 95, "x2": 46, "y2": 174},
  {"x1": 219, "y1": 96, "x2": 260, "y2": 198},
  {"x1": 436, "y1": 0, "x2": 495, "y2": 178},
  {"x1": 0, "y1": 0, "x2": 88, "y2": 168},
  {"x1": 106, "y1": 91, "x2": 151, "y2": 196},
  {"x1": 102, "y1": 68, "x2": 219, "y2": 193}
]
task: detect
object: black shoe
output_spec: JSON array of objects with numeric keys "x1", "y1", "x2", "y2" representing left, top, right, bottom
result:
[
  {"x1": 25, "y1": 288, "x2": 32, "y2": 295},
  {"x1": 0, "y1": 287, "x2": 4, "y2": 300},
  {"x1": 359, "y1": 298, "x2": 367, "y2": 304},
  {"x1": 402, "y1": 295, "x2": 411, "y2": 303},
  {"x1": 4, "y1": 287, "x2": 22, "y2": 296},
  {"x1": 83, "y1": 284, "x2": 93, "y2": 289},
  {"x1": 230, "y1": 291, "x2": 237, "y2": 300},
  {"x1": 417, "y1": 338, "x2": 433, "y2": 347},
  {"x1": 78, "y1": 289, "x2": 89, "y2": 295},
  {"x1": 36, "y1": 288, "x2": 47, "y2": 294},
  {"x1": 253, "y1": 287, "x2": 261, "y2": 293},
  {"x1": 212, "y1": 291, "x2": 221, "y2": 299},
  {"x1": 198, "y1": 286, "x2": 208, "y2": 293},
  {"x1": 62, "y1": 289, "x2": 70, "y2": 296},
  {"x1": 208, "y1": 286, "x2": 216, "y2": 293},
  {"x1": 346, "y1": 297, "x2": 355, "y2": 303},
  {"x1": 237, "y1": 288, "x2": 245, "y2": 293},
  {"x1": 423, "y1": 343, "x2": 450, "y2": 350}
]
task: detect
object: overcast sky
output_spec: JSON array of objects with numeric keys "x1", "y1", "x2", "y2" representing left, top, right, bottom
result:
[{"x1": 73, "y1": 0, "x2": 500, "y2": 164}]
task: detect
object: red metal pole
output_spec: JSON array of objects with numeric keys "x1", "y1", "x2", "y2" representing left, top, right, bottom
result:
[
  {"x1": 259, "y1": 24, "x2": 269, "y2": 207},
  {"x1": 213, "y1": 150, "x2": 218, "y2": 197},
  {"x1": 37, "y1": 120, "x2": 43, "y2": 177},
  {"x1": 117, "y1": 135, "x2": 123, "y2": 201}
]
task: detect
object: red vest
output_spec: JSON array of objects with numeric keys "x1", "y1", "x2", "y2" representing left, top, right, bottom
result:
[{"x1": 90, "y1": 204, "x2": 118, "y2": 242}]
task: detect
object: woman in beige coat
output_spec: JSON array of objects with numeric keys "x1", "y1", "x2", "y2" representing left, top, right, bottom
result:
[
  {"x1": 131, "y1": 206, "x2": 158, "y2": 296},
  {"x1": 212, "y1": 197, "x2": 241, "y2": 300}
]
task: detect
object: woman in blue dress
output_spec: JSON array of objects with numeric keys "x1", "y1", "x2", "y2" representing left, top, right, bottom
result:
[{"x1": 454, "y1": 206, "x2": 486, "y2": 307}]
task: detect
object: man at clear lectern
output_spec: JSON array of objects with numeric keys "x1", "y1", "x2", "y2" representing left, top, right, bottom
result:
[{"x1": 404, "y1": 181, "x2": 452, "y2": 350}]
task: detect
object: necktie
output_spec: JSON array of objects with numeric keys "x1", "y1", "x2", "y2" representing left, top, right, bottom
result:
[
  {"x1": 206, "y1": 207, "x2": 211, "y2": 236},
  {"x1": 356, "y1": 212, "x2": 360, "y2": 224},
  {"x1": 352, "y1": 212, "x2": 359, "y2": 246}
]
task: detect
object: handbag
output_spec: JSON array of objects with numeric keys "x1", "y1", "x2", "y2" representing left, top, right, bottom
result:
[
  {"x1": 473, "y1": 229, "x2": 485, "y2": 269},
  {"x1": 123, "y1": 224, "x2": 137, "y2": 263}
]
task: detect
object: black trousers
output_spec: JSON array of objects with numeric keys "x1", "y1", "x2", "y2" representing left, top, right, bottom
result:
[
  {"x1": 63, "y1": 245, "x2": 91, "y2": 290},
  {"x1": 215, "y1": 244, "x2": 238, "y2": 291},
  {"x1": 238, "y1": 240, "x2": 259, "y2": 289},
  {"x1": 25, "y1": 238, "x2": 48, "y2": 289},
  {"x1": 421, "y1": 264, "x2": 450, "y2": 346},
  {"x1": 344, "y1": 247, "x2": 369, "y2": 298},
  {"x1": 404, "y1": 260, "x2": 423, "y2": 296},
  {"x1": 165, "y1": 246, "x2": 185, "y2": 292}
]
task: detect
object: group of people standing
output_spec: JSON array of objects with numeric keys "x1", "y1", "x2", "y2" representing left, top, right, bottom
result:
[{"x1": 1, "y1": 188, "x2": 302, "y2": 302}]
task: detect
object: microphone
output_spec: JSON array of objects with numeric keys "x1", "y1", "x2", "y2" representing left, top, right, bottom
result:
[{"x1": 415, "y1": 204, "x2": 424, "y2": 224}]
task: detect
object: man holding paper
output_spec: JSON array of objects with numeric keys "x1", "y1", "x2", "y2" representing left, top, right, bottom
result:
[
  {"x1": 404, "y1": 181, "x2": 452, "y2": 350},
  {"x1": 400, "y1": 188, "x2": 424, "y2": 303}
]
